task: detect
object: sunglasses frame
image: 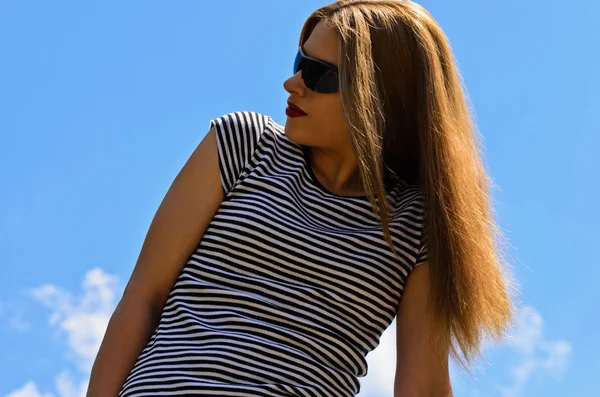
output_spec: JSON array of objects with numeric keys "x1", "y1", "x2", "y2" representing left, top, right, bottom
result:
[{"x1": 293, "y1": 45, "x2": 339, "y2": 93}]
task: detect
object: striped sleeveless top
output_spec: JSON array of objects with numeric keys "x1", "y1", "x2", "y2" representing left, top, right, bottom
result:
[{"x1": 119, "y1": 111, "x2": 428, "y2": 397}]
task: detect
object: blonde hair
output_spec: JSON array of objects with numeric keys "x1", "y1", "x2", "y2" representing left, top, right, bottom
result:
[{"x1": 299, "y1": 0, "x2": 518, "y2": 374}]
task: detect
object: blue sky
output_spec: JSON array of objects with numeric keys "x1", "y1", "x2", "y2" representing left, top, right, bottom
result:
[{"x1": 0, "y1": 1, "x2": 598, "y2": 396}]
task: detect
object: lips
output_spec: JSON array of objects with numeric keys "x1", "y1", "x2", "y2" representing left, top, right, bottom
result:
[{"x1": 287, "y1": 100, "x2": 307, "y2": 115}]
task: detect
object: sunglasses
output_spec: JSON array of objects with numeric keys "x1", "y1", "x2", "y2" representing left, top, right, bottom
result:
[{"x1": 293, "y1": 45, "x2": 339, "y2": 93}]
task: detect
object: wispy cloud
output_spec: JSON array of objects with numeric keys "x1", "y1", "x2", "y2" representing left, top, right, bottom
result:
[
  {"x1": 28, "y1": 268, "x2": 119, "y2": 372},
  {"x1": 6, "y1": 371, "x2": 87, "y2": 397},
  {"x1": 8, "y1": 312, "x2": 31, "y2": 333},
  {"x1": 0, "y1": 300, "x2": 32, "y2": 333},
  {"x1": 4, "y1": 268, "x2": 120, "y2": 397},
  {"x1": 5, "y1": 381, "x2": 52, "y2": 397},
  {"x1": 497, "y1": 305, "x2": 572, "y2": 397}
]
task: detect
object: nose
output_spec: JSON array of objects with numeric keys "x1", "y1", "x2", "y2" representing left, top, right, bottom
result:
[{"x1": 283, "y1": 70, "x2": 307, "y2": 96}]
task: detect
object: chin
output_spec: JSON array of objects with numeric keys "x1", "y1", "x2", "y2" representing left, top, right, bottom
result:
[{"x1": 283, "y1": 123, "x2": 303, "y2": 145}]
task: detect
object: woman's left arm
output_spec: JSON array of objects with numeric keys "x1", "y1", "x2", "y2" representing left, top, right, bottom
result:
[{"x1": 394, "y1": 262, "x2": 454, "y2": 397}]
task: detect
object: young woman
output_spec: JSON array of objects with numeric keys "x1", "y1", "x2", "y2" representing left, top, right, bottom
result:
[{"x1": 87, "y1": 1, "x2": 517, "y2": 396}]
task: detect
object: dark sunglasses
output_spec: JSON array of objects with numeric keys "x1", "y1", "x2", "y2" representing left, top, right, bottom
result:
[{"x1": 293, "y1": 45, "x2": 339, "y2": 93}]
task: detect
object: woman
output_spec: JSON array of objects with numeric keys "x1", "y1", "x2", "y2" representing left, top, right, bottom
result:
[{"x1": 87, "y1": 1, "x2": 517, "y2": 396}]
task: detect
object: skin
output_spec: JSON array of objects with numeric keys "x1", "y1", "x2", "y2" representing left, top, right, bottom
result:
[{"x1": 283, "y1": 20, "x2": 366, "y2": 197}]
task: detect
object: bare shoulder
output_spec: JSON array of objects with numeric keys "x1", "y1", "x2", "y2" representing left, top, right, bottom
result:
[{"x1": 121, "y1": 125, "x2": 224, "y2": 313}]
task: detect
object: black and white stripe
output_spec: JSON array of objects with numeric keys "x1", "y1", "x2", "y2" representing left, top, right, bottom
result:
[{"x1": 119, "y1": 111, "x2": 428, "y2": 397}]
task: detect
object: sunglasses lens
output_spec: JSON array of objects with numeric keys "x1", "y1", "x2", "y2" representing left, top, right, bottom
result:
[
  {"x1": 292, "y1": 49, "x2": 338, "y2": 93},
  {"x1": 304, "y1": 61, "x2": 338, "y2": 93}
]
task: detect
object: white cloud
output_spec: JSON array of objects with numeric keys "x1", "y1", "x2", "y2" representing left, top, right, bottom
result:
[
  {"x1": 497, "y1": 305, "x2": 572, "y2": 397},
  {"x1": 28, "y1": 267, "x2": 120, "y2": 372},
  {"x1": 5, "y1": 382, "x2": 52, "y2": 397},
  {"x1": 357, "y1": 319, "x2": 397, "y2": 397},
  {"x1": 4, "y1": 371, "x2": 88, "y2": 397},
  {"x1": 4, "y1": 268, "x2": 120, "y2": 397},
  {"x1": 54, "y1": 370, "x2": 89, "y2": 397}
]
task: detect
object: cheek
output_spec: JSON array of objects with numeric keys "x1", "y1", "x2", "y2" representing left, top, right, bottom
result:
[
  {"x1": 319, "y1": 98, "x2": 347, "y2": 139},
  {"x1": 314, "y1": 95, "x2": 343, "y2": 123}
]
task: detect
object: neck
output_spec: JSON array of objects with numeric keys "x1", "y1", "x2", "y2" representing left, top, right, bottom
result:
[{"x1": 304, "y1": 145, "x2": 366, "y2": 196}]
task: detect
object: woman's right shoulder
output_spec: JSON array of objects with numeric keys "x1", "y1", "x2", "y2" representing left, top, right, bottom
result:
[{"x1": 208, "y1": 110, "x2": 273, "y2": 136}]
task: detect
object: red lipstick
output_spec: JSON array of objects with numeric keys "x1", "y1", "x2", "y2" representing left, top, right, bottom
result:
[{"x1": 286, "y1": 100, "x2": 307, "y2": 117}]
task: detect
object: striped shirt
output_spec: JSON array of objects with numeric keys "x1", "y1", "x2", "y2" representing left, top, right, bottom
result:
[{"x1": 119, "y1": 111, "x2": 428, "y2": 397}]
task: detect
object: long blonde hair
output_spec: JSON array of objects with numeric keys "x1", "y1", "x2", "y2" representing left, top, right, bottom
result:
[{"x1": 299, "y1": 0, "x2": 518, "y2": 374}]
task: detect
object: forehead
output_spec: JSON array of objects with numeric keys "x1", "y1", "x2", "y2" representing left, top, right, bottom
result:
[{"x1": 302, "y1": 20, "x2": 339, "y2": 67}]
